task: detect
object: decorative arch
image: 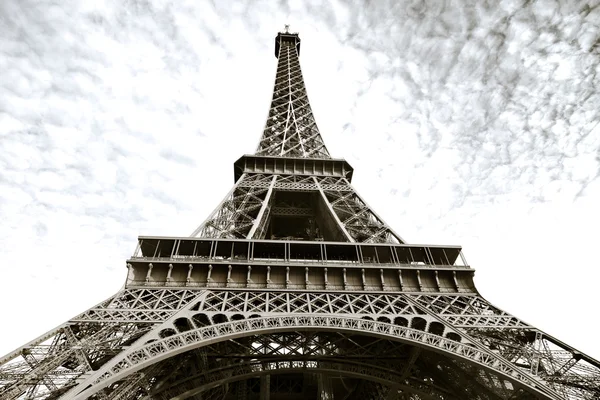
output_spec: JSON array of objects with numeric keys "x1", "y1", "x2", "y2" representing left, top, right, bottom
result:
[{"x1": 66, "y1": 316, "x2": 559, "y2": 400}]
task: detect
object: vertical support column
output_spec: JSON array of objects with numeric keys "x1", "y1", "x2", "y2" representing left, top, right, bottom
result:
[
  {"x1": 424, "y1": 247, "x2": 434, "y2": 265},
  {"x1": 260, "y1": 374, "x2": 270, "y2": 400},
  {"x1": 317, "y1": 373, "x2": 324, "y2": 400},
  {"x1": 166, "y1": 264, "x2": 174, "y2": 283},
  {"x1": 186, "y1": 264, "x2": 193, "y2": 285},
  {"x1": 434, "y1": 271, "x2": 441, "y2": 291},
  {"x1": 207, "y1": 265, "x2": 213, "y2": 286},
  {"x1": 452, "y1": 271, "x2": 460, "y2": 292},
  {"x1": 313, "y1": 176, "x2": 354, "y2": 242},
  {"x1": 145, "y1": 264, "x2": 153, "y2": 284},
  {"x1": 459, "y1": 250, "x2": 469, "y2": 267},
  {"x1": 361, "y1": 268, "x2": 366, "y2": 290},
  {"x1": 227, "y1": 265, "x2": 233, "y2": 287},
  {"x1": 133, "y1": 241, "x2": 142, "y2": 257},
  {"x1": 126, "y1": 263, "x2": 134, "y2": 284},
  {"x1": 247, "y1": 175, "x2": 277, "y2": 239},
  {"x1": 317, "y1": 374, "x2": 333, "y2": 400},
  {"x1": 236, "y1": 379, "x2": 248, "y2": 400},
  {"x1": 441, "y1": 249, "x2": 451, "y2": 265},
  {"x1": 398, "y1": 270, "x2": 404, "y2": 291}
]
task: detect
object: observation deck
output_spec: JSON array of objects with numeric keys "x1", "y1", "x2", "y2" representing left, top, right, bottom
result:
[{"x1": 126, "y1": 237, "x2": 475, "y2": 292}]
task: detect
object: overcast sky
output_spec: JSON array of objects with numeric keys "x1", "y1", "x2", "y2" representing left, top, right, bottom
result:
[{"x1": 1, "y1": 0, "x2": 599, "y2": 361}]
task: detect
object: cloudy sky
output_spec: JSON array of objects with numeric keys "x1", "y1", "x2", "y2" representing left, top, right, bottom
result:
[{"x1": 1, "y1": 0, "x2": 599, "y2": 362}]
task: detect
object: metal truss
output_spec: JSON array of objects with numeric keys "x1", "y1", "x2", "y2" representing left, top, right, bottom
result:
[
  {"x1": 191, "y1": 173, "x2": 273, "y2": 239},
  {"x1": 195, "y1": 291, "x2": 527, "y2": 329},
  {"x1": 256, "y1": 33, "x2": 330, "y2": 159},
  {"x1": 191, "y1": 174, "x2": 404, "y2": 243},
  {"x1": 3, "y1": 286, "x2": 598, "y2": 399},
  {"x1": 71, "y1": 288, "x2": 201, "y2": 323},
  {"x1": 314, "y1": 176, "x2": 404, "y2": 243},
  {"x1": 0, "y1": 288, "x2": 203, "y2": 399}
]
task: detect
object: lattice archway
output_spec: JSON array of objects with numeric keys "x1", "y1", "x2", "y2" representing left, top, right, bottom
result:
[{"x1": 66, "y1": 316, "x2": 560, "y2": 400}]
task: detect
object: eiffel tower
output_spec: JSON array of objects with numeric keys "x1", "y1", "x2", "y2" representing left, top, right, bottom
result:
[{"x1": 2, "y1": 29, "x2": 599, "y2": 400}]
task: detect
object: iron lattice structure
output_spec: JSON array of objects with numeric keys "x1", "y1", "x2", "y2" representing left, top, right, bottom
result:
[{"x1": 1, "y1": 31, "x2": 599, "y2": 400}]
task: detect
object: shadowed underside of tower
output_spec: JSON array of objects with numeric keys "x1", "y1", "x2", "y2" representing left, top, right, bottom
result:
[{"x1": 1, "y1": 31, "x2": 599, "y2": 400}]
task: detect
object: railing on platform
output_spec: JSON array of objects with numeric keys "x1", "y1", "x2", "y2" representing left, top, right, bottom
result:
[{"x1": 130, "y1": 237, "x2": 469, "y2": 268}]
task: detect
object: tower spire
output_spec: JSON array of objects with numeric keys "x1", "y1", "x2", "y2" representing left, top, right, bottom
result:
[
  {"x1": 256, "y1": 31, "x2": 330, "y2": 159},
  {"x1": 190, "y1": 31, "x2": 405, "y2": 242}
]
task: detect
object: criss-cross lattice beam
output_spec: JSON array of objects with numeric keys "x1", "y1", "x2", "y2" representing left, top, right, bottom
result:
[
  {"x1": 190, "y1": 173, "x2": 404, "y2": 243},
  {"x1": 195, "y1": 290, "x2": 600, "y2": 398},
  {"x1": 255, "y1": 33, "x2": 330, "y2": 159},
  {"x1": 191, "y1": 174, "x2": 273, "y2": 238},
  {"x1": 246, "y1": 175, "x2": 277, "y2": 239},
  {"x1": 0, "y1": 289, "x2": 207, "y2": 400},
  {"x1": 3, "y1": 287, "x2": 599, "y2": 399},
  {"x1": 402, "y1": 293, "x2": 600, "y2": 399},
  {"x1": 315, "y1": 176, "x2": 405, "y2": 243}
]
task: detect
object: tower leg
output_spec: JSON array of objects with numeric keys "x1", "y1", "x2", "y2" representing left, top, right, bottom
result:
[
  {"x1": 259, "y1": 374, "x2": 270, "y2": 400},
  {"x1": 317, "y1": 373, "x2": 333, "y2": 400},
  {"x1": 236, "y1": 380, "x2": 247, "y2": 400}
]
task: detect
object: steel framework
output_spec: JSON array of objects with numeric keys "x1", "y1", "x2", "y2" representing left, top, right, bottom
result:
[{"x1": 1, "y1": 30, "x2": 599, "y2": 400}]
